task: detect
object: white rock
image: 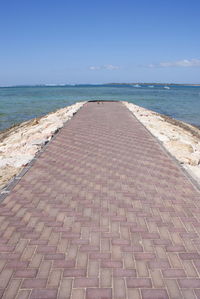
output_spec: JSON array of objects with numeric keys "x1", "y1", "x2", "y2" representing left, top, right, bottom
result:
[
  {"x1": 0, "y1": 155, "x2": 34, "y2": 168},
  {"x1": 165, "y1": 140, "x2": 193, "y2": 154},
  {"x1": 30, "y1": 139, "x2": 48, "y2": 146}
]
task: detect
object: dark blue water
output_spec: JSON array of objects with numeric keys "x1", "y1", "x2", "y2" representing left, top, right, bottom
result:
[{"x1": 0, "y1": 84, "x2": 200, "y2": 131}]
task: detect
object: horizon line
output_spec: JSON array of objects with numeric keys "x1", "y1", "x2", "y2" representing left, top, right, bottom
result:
[{"x1": 1, "y1": 82, "x2": 200, "y2": 88}]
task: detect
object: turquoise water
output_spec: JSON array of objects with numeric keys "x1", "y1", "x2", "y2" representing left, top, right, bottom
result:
[{"x1": 0, "y1": 84, "x2": 200, "y2": 131}]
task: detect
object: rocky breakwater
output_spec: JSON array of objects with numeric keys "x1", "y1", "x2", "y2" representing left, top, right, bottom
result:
[
  {"x1": 123, "y1": 101, "x2": 200, "y2": 185},
  {"x1": 0, "y1": 102, "x2": 86, "y2": 190}
]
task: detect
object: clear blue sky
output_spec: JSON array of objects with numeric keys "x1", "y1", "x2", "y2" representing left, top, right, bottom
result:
[{"x1": 1, "y1": 0, "x2": 200, "y2": 85}]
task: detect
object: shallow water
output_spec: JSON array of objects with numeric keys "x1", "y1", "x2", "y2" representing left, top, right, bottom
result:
[{"x1": 0, "y1": 84, "x2": 200, "y2": 131}]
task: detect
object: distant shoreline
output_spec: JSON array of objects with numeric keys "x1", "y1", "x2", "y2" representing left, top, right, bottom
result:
[
  {"x1": 1, "y1": 83, "x2": 200, "y2": 88},
  {"x1": 106, "y1": 83, "x2": 200, "y2": 86}
]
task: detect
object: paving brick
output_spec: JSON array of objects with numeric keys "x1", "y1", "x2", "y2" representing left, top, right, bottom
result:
[
  {"x1": 179, "y1": 252, "x2": 200, "y2": 260},
  {"x1": 165, "y1": 279, "x2": 182, "y2": 298},
  {"x1": 21, "y1": 246, "x2": 36, "y2": 261},
  {"x1": 168, "y1": 253, "x2": 183, "y2": 268},
  {"x1": 178, "y1": 278, "x2": 200, "y2": 288},
  {"x1": 53, "y1": 259, "x2": 75, "y2": 268},
  {"x1": 44, "y1": 253, "x2": 65, "y2": 260},
  {"x1": 166, "y1": 245, "x2": 186, "y2": 252},
  {"x1": 182, "y1": 260, "x2": 198, "y2": 277},
  {"x1": 14, "y1": 239, "x2": 28, "y2": 253},
  {"x1": 6, "y1": 261, "x2": 28, "y2": 269},
  {"x1": 113, "y1": 278, "x2": 126, "y2": 299},
  {"x1": 101, "y1": 260, "x2": 123, "y2": 268},
  {"x1": 141, "y1": 232, "x2": 160, "y2": 239},
  {"x1": 194, "y1": 289, "x2": 200, "y2": 298},
  {"x1": 88, "y1": 260, "x2": 99, "y2": 277},
  {"x1": 63, "y1": 269, "x2": 86, "y2": 277},
  {"x1": 182, "y1": 289, "x2": 196, "y2": 299},
  {"x1": 136, "y1": 260, "x2": 149, "y2": 277},
  {"x1": 112, "y1": 245, "x2": 122, "y2": 260},
  {"x1": 121, "y1": 245, "x2": 143, "y2": 252},
  {"x1": 71, "y1": 289, "x2": 85, "y2": 299},
  {"x1": 151, "y1": 269, "x2": 164, "y2": 288},
  {"x1": 0, "y1": 269, "x2": 13, "y2": 288},
  {"x1": 30, "y1": 288, "x2": 57, "y2": 299},
  {"x1": 127, "y1": 278, "x2": 152, "y2": 288},
  {"x1": 112, "y1": 239, "x2": 130, "y2": 245},
  {"x1": 58, "y1": 278, "x2": 72, "y2": 299},
  {"x1": 47, "y1": 269, "x2": 62, "y2": 288},
  {"x1": 128, "y1": 289, "x2": 141, "y2": 299},
  {"x1": 153, "y1": 239, "x2": 172, "y2": 246},
  {"x1": 14, "y1": 269, "x2": 37, "y2": 278},
  {"x1": 124, "y1": 252, "x2": 136, "y2": 269},
  {"x1": 148, "y1": 259, "x2": 171, "y2": 270},
  {"x1": 86, "y1": 288, "x2": 112, "y2": 299},
  {"x1": 16, "y1": 290, "x2": 31, "y2": 299},
  {"x1": 100, "y1": 269, "x2": 112, "y2": 287},
  {"x1": 113, "y1": 268, "x2": 136, "y2": 277},
  {"x1": 29, "y1": 253, "x2": 43, "y2": 268},
  {"x1": 76, "y1": 251, "x2": 88, "y2": 269},
  {"x1": 2, "y1": 279, "x2": 21, "y2": 299},
  {"x1": 134, "y1": 252, "x2": 156, "y2": 260},
  {"x1": 156, "y1": 246, "x2": 168, "y2": 259},
  {"x1": 37, "y1": 261, "x2": 51, "y2": 279},
  {"x1": 162, "y1": 269, "x2": 186, "y2": 278},
  {"x1": 74, "y1": 277, "x2": 99, "y2": 287},
  {"x1": 37, "y1": 245, "x2": 56, "y2": 254},
  {"x1": 141, "y1": 289, "x2": 169, "y2": 299},
  {"x1": 79, "y1": 245, "x2": 99, "y2": 252},
  {"x1": 0, "y1": 245, "x2": 15, "y2": 252},
  {"x1": 90, "y1": 252, "x2": 111, "y2": 260},
  {"x1": 22, "y1": 278, "x2": 47, "y2": 288}
]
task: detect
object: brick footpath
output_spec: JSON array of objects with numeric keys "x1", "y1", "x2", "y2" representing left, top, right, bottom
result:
[{"x1": 0, "y1": 101, "x2": 200, "y2": 299}]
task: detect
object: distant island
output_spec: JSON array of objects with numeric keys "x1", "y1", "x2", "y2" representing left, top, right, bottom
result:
[{"x1": 106, "y1": 83, "x2": 200, "y2": 86}]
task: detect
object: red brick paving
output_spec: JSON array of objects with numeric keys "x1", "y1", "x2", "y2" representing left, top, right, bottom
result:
[{"x1": 0, "y1": 101, "x2": 200, "y2": 298}]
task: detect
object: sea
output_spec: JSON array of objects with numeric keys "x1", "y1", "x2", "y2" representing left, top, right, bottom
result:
[{"x1": 0, "y1": 84, "x2": 200, "y2": 132}]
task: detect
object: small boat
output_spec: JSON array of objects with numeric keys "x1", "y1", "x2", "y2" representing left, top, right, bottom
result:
[
  {"x1": 133, "y1": 84, "x2": 141, "y2": 88},
  {"x1": 164, "y1": 86, "x2": 170, "y2": 89}
]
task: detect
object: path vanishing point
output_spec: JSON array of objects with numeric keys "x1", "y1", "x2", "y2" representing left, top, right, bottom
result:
[{"x1": 0, "y1": 101, "x2": 200, "y2": 299}]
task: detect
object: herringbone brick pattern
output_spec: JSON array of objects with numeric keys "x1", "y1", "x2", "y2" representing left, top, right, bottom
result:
[{"x1": 0, "y1": 102, "x2": 200, "y2": 298}]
